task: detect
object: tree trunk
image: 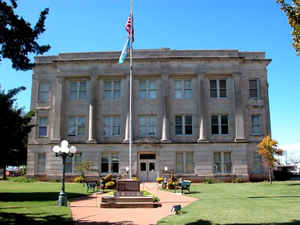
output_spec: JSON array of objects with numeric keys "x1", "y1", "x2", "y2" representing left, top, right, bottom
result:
[
  {"x1": 2, "y1": 164, "x2": 7, "y2": 180},
  {"x1": 269, "y1": 167, "x2": 272, "y2": 184}
]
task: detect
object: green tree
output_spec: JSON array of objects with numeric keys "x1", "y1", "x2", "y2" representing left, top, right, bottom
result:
[
  {"x1": 277, "y1": 0, "x2": 300, "y2": 53},
  {"x1": 0, "y1": 0, "x2": 50, "y2": 70},
  {"x1": 0, "y1": 86, "x2": 34, "y2": 179},
  {"x1": 75, "y1": 161, "x2": 93, "y2": 179},
  {"x1": 257, "y1": 135, "x2": 283, "y2": 184}
]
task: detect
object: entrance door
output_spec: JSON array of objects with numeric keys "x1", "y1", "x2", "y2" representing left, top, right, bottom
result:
[{"x1": 139, "y1": 153, "x2": 157, "y2": 182}]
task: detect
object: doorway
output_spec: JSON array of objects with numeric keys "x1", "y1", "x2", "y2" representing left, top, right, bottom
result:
[{"x1": 138, "y1": 153, "x2": 157, "y2": 182}]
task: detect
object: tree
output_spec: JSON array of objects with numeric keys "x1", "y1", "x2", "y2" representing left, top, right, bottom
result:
[
  {"x1": 75, "y1": 161, "x2": 93, "y2": 180},
  {"x1": 0, "y1": 0, "x2": 50, "y2": 70},
  {"x1": 276, "y1": 0, "x2": 300, "y2": 53},
  {"x1": 257, "y1": 135, "x2": 283, "y2": 184},
  {"x1": 0, "y1": 86, "x2": 34, "y2": 179}
]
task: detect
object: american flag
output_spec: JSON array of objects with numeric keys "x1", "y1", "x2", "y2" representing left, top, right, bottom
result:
[{"x1": 125, "y1": 15, "x2": 134, "y2": 41}]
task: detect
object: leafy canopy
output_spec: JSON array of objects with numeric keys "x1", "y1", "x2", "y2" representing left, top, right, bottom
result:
[
  {"x1": 277, "y1": 0, "x2": 300, "y2": 53},
  {"x1": 257, "y1": 135, "x2": 283, "y2": 168},
  {"x1": 0, "y1": 0, "x2": 50, "y2": 70}
]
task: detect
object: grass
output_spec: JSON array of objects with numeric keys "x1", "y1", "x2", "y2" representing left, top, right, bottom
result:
[
  {"x1": 158, "y1": 181, "x2": 300, "y2": 225},
  {"x1": 0, "y1": 179, "x2": 88, "y2": 225}
]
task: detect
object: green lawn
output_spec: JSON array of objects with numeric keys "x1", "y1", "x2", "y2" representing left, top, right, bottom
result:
[
  {"x1": 158, "y1": 181, "x2": 300, "y2": 225},
  {"x1": 0, "y1": 180, "x2": 87, "y2": 225}
]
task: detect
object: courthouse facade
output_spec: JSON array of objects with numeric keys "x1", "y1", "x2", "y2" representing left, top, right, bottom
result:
[{"x1": 27, "y1": 49, "x2": 271, "y2": 181}]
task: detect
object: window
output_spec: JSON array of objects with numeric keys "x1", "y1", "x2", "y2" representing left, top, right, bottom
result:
[
  {"x1": 210, "y1": 80, "x2": 227, "y2": 98},
  {"x1": 175, "y1": 152, "x2": 194, "y2": 174},
  {"x1": 70, "y1": 81, "x2": 87, "y2": 100},
  {"x1": 251, "y1": 115, "x2": 261, "y2": 136},
  {"x1": 211, "y1": 115, "x2": 228, "y2": 135},
  {"x1": 38, "y1": 117, "x2": 48, "y2": 137},
  {"x1": 139, "y1": 80, "x2": 157, "y2": 99},
  {"x1": 139, "y1": 116, "x2": 157, "y2": 137},
  {"x1": 37, "y1": 153, "x2": 46, "y2": 173},
  {"x1": 39, "y1": 83, "x2": 50, "y2": 103},
  {"x1": 175, "y1": 115, "x2": 193, "y2": 135},
  {"x1": 68, "y1": 116, "x2": 86, "y2": 136},
  {"x1": 249, "y1": 79, "x2": 259, "y2": 98},
  {"x1": 101, "y1": 153, "x2": 119, "y2": 173},
  {"x1": 65, "y1": 154, "x2": 82, "y2": 173},
  {"x1": 103, "y1": 116, "x2": 120, "y2": 136},
  {"x1": 213, "y1": 152, "x2": 232, "y2": 174},
  {"x1": 175, "y1": 80, "x2": 192, "y2": 99},
  {"x1": 104, "y1": 80, "x2": 120, "y2": 100}
]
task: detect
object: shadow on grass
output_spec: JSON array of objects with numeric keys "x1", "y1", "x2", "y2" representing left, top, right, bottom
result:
[
  {"x1": 0, "y1": 192, "x2": 88, "y2": 202},
  {"x1": 185, "y1": 219, "x2": 300, "y2": 225},
  {"x1": 0, "y1": 212, "x2": 73, "y2": 225},
  {"x1": 248, "y1": 196, "x2": 300, "y2": 199}
]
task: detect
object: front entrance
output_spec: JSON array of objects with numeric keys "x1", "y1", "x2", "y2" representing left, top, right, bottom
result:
[{"x1": 138, "y1": 153, "x2": 157, "y2": 182}]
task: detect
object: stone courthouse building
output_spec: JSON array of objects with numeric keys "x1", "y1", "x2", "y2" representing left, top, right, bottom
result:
[{"x1": 27, "y1": 49, "x2": 271, "y2": 181}]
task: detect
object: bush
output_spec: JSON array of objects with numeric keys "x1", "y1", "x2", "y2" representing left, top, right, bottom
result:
[
  {"x1": 103, "y1": 174, "x2": 112, "y2": 182},
  {"x1": 10, "y1": 176, "x2": 35, "y2": 183},
  {"x1": 156, "y1": 177, "x2": 164, "y2": 183},
  {"x1": 105, "y1": 181, "x2": 115, "y2": 188},
  {"x1": 167, "y1": 181, "x2": 177, "y2": 189},
  {"x1": 74, "y1": 176, "x2": 84, "y2": 183},
  {"x1": 203, "y1": 178, "x2": 218, "y2": 184}
]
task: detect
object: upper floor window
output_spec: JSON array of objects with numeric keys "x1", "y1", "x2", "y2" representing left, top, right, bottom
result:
[
  {"x1": 175, "y1": 115, "x2": 192, "y2": 136},
  {"x1": 38, "y1": 117, "x2": 48, "y2": 137},
  {"x1": 139, "y1": 116, "x2": 157, "y2": 137},
  {"x1": 175, "y1": 80, "x2": 192, "y2": 99},
  {"x1": 251, "y1": 115, "x2": 262, "y2": 136},
  {"x1": 104, "y1": 80, "x2": 120, "y2": 100},
  {"x1": 176, "y1": 152, "x2": 194, "y2": 174},
  {"x1": 68, "y1": 116, "x2": 86, "y2": 136},
  {"x1": 103, "y1": 116, "x2": 120, "y2": 137},
  {"x1": 39, "y1": 83, "x2": 50, "y2": 103},
  {"x1": 65, "y1": 153, "x2": 82, "y2": 173},
  {"x1": 139, "y1": 80, "x2": 157, "y2": 99},
  {"x1": 70, "y1": 81, "x2": 87, "y2": 100},
  {"x1": 213, "y1": 152, "x2": 232, "y2": 174},
  {"x1": 210, "y1": 80, "x2": 227, "y2": 98},
  {"x1": 101, "y1": 152, "x2": 119, "y2": 173},
  {"x1": 211, "y1": 115, "x2": 228, "y2": 135},
  {"x1": 37, "y1": 153, "x2": 46, "y2": 173},
  {"x1": 249, "y1": 79, "x2": 260, "y2": 98}
]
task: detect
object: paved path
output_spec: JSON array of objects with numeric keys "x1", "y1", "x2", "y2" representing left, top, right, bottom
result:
[{"x1": 70, "y1": 182, "x2": 197, "y2": 225}]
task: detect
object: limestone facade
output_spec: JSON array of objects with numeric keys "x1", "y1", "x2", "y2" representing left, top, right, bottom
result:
[{"x1": 27, "y1": 49, "x2": 271, "y2": 181}]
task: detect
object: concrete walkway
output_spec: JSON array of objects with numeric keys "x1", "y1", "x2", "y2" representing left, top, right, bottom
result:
[{"x1": 70, "y1": 182, "x2": 198, "y2": 225}]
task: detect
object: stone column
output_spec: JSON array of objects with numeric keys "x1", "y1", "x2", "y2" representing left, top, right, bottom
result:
[
  {"x1": 233, "y1": 73, "x2": 246, "y2": 142},
  {"x1": 51, "y1": 77, "x2": 63, "y2": 142},
  {"x1": 123, "y1": 75, "x2": 130, "y2": 142},
  {"x1": 88, "y1": 76, "x2": 96, "y2": 143},
  {"x1": 161, "y1": 75, "x2": 170, "y2": 142},
  {"x1": 197, "y1": 75, "x2": 208, "y2": 142}
]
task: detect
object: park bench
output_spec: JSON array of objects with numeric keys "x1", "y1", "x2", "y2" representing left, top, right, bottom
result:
[
  {"x1": 177, "y1": 180, "x2": 191, "y2": 193},
  {"x1": 85, "y1": 180, "x2": 98, "y2": 192}
]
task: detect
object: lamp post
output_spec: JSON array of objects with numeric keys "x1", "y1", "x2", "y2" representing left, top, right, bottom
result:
[{"x1": 52, "y1": 140, "x2": 77, "y2": 206}]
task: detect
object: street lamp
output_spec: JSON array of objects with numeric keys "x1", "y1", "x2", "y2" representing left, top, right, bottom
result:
[{"x1": 52, "y1": 140, "x2": 77, "y2": 206}]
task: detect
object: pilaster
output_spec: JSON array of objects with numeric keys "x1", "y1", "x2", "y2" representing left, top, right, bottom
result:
[{"x1": 197, "y1": 74, "x2": 208, "y2": 142}]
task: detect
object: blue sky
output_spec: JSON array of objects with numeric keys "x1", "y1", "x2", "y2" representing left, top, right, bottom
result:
[{"x1": 0, "y1": 0, "x2": 299, "y2": 158}]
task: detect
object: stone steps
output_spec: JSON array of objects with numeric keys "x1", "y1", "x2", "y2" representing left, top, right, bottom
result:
[
  {"x1": 101, "y1": 202, "x2": 157, "y2": 208},
  {"x1": 102, "y1": 196, "x2": 153, "y2": 203}
]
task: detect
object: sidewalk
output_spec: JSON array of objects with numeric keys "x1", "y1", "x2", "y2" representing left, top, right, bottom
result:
[{"x1": 70, "y1": 182, "x2": 198, "y2": 225}]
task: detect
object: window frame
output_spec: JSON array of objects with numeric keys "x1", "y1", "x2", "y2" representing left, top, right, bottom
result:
[
  {"x1": 67, "y1": 116, "x2": 86, "y2": 136},
  {"x1": 37, "y1": 152, "x2": 46, "y2": 174},
  {"x1": 38, "y1": 82, "x2": 50, "y2": 103},
  {"x1": 101, "y1": 152, "x2": 120, "y2": 174},
  {"x1": 211, "y1": 115, "x2": 229, "y2": 135},
  {"x1": 139, "y1": 79, "x2": 157, "y2": 99},
  {"x1": 175, "y1": 115, "x2": 193, "y2": 136},
  {"x1": 65, "y1": 153, "x2": 82, "y2": 174},
  {"x1": 209, "y1": 79, "x2": 227, "y2": 98},
  {"x1": 38, "y1": 117, "x2": 48, "y2": 137},
  {"x1": 174, "y1": 79, "x2": 192, "y2": 99},
  {"x1": 213, "y1": 152, "x2": 232, "y2": 174},
  {"x1": 104, "y1": 80, "x2": 121, "y2": 100},
  {"x1": 249, "y1": 79, "x2": 260, "y2": 98},
  {"x1": 103, "y1": 116, "x2": 121, "y2": 137},
  {"x1": 138, "y1": 116, "x2": 157, "y2": 137},
  {"x1": 175, "y1": 152, "x2": 194, "y2": 174},
  {"x1": 69, "y1": 80, "x2": 88, "y2": 100},
  {"x1": 251, "y1": 114, "x2": 262, "y2": 136}
]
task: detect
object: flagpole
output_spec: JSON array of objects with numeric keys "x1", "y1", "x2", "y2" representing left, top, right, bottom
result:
[{"x1": 129, "y1": 0, "x2": 133, "y2": 179}]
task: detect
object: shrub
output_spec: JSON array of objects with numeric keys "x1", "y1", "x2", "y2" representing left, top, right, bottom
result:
[
  {"x1": 132, "y1": 176, "x2": 138, "y2": 181},
  {"x1": 74, "y1": 176, "x2": 84, "y2": 183},
  {"x1": 167, "y1": 181, "x2": 177, "y2": 189},
  {"x1": 105, "y1": 181, "x2": 115, "y2": 188},
  {"x1": 203, "y1": 177, "x2": 218, "y2": 184},
  {"x1": 103, "y1": 174, "x2": 112, "y2": 182},
  {"x1": 10, "y1": 176, "x2": 35, "y2": 183}
]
